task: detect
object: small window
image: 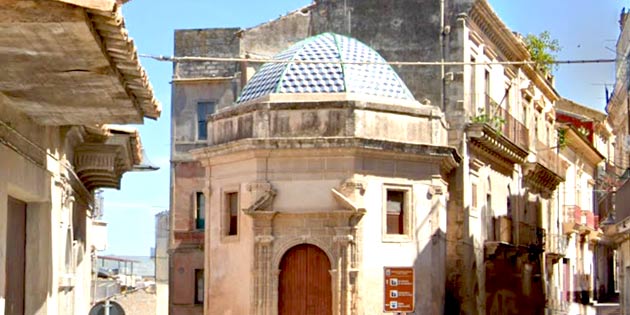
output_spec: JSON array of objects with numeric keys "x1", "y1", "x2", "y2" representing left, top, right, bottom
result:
[
  {"x1": 226, "y1": 192, "x2": 238, "y2": 236},
  {"x1": 470, "y1": 57, "x2": 476, "y2": 110},
  {"x1": 197, "y1": 101, "x2": 215, "y2": 140},
  {"x1": 484, "y1": 69, "x2": 491, "y2": 98},
  {"x1": 472, "y1": 183, "x2": 478, "y2": 209},
  {"x1": 194, "y1": 269, "x2": 204, "y2": 304},
  {"x1": 195, "y1": 192, "x2": 205, "y2": 230},
  {"x1": 382, "y1": 185, "x2": 412, "y2": 241},
  {"x1": 386, "y1": 190, "x2": 405, "y2": 235}
]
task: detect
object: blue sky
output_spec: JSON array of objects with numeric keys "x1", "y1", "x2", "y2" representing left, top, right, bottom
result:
[{"x1": 102, "y1": 1, "x2": 623, "y2": 256}]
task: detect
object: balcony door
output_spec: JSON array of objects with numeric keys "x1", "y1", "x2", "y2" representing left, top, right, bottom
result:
[{"x1": 6, "y1": 196, "x2": 26, "y2": 315}]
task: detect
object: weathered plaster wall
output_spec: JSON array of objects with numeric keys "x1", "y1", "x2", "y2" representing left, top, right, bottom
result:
[
  {"x1": 171, "y1": 250, "x2": 204, "y2": 315},
  {"x1": 172, "y1": 81, "x2": 235, "y2": 160},
  {"x1": 174, "y1": 28, "x2": 240, "y2": 79},
  {"x1": 202, "y1": 151, "x2": 448, "y2": 314},
  {"x1": 171, "y1": 161, "x2": 206, "y2": 232},
  {"x1": 310, "y1": 0, "x2": 444, "y2": 107},
  {"x1": 205, "y1": 159, "x2": 257, "y2": 315},
  {"x1": 240, "y1": 7, "x2": 311, "y2": 58}
]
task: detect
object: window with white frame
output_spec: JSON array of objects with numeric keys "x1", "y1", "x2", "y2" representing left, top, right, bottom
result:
[
  {"x1": 223, "y1": 190, "x2": 239, "y2": 238},
  {"x1": 383, "y1": 185, "x2": 413, "y2": 241}
]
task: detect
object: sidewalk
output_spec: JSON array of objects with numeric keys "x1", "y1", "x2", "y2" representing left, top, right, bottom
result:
[{"x1": 594, "y1": 302, "x2": 620, "y2": 315}]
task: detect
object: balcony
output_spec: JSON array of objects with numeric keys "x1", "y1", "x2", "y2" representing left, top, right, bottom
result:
[
  {"x1": 562, "y1": 205, "x2": 600, "y2": 239},
  {"x1": 518, "y1": 222, "x2": 546, "y2": 250},
  {"x1": 490, "y1": 216, "x2": 513, "y2": 243},
  {"x1": 546, "y1": 233, "x2": 568, "y2": 262},
  {"x1": 535, "y1": 140, "x2": 565, "y2": 180},
  {"x1": 523, "y1": 140, "x2": 566, "y2": 192},
  {"x1": 467, "y1": 94, "x2": 530, "y2": 166},
  {"x1": 485, "y1": 216, "x2": 546, "y2": 258}
]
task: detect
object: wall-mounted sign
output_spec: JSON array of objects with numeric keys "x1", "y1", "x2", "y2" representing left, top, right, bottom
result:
[{"x1": 384, "y1": 267, "x2": 415, "y2": 313}]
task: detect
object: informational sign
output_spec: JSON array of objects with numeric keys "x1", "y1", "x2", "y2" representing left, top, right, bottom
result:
[{"x1": 384, "y1": 267, "x2": 415, "y2": 313}]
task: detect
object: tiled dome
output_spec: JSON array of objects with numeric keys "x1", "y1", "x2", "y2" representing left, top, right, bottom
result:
[{"x1": 236, "y1": 32, "x2": 414, "y2": 104}]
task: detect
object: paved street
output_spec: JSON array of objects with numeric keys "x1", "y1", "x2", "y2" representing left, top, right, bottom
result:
[{"x1": 595, "y1": 303, "x2": 621, "y2": 315}]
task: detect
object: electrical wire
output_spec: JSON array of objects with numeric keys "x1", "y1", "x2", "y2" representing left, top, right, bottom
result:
[{"x1": 139, "y1": 53, "x2": 617, "y2": 66}]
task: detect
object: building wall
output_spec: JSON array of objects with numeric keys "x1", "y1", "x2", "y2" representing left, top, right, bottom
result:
[
  {"x1": 170, "y1": 28, "x2": 242, "y2": 312},
  {"x1": 201, "y1": 151, "x2": 448, "y2": 314},
  {"x1": 171, "y1": 1, "x2": 567, "y2": 315},
  {"x1": 0, "y1": 108, "x2": 96, "y2": 315},
  {"x1": 155, "y1": 211, "x2": 169, "y2": 315}
]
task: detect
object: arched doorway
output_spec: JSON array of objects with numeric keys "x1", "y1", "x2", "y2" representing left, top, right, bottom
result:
[{"x1": 278, "y1": 244, "x2": 332, "y2": 315}]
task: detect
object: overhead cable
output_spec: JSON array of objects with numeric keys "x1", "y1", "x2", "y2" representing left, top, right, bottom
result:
[{"x1": 139, "y1": 53, "x2": 616, "y2": 66}]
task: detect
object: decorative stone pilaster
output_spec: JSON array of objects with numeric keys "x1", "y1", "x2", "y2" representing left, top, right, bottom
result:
[
  {"x1": 330, "y1": 178, "x2": 366, "y2": 315},
  {"x1": 253, "y1": 234, "x2": 274, "y2": 315},
  {"x1": 333, "y1": 229, "x2": 353, "y2": 315},
  {"x1": 243, "y1": 181, "x2": 277, "y2": 315}
]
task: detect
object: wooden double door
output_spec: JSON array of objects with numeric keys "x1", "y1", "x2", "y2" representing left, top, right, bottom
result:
[{"x1": 278, "y1": 244, "x2": 332, "y2": 315}]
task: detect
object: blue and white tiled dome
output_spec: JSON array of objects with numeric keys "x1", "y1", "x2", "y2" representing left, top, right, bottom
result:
[{"x1": 236, "y1": 33, "x2": 415, "y2": 104}]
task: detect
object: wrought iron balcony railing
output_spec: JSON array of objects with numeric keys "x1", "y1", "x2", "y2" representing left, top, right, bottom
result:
[
  {"x1": 562, "y1": 205, "x2": 598, "y2": 233},
  {"x1": 535, "y1": 140, "x2": 565, "y2": 179},
  {"x1": 476, "y1": 94, "x2": 529, "y2": 151},
  {"x1": 518, "y1": 221, "x2": 545, "y2": 249},
  {"x1": 546, "y1": 233, "x2": 568, "y2": 256}
]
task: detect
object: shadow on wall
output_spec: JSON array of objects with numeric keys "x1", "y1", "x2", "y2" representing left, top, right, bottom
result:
[{"x1": 444, "y1": 193, "x2": 547, "y2": 315}]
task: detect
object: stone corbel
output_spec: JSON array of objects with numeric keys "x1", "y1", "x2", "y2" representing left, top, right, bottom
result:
[
  {"x1": 244, "y1": 181, "x2": 276, "y2": 212},
  {"x1": 54, "y1": 173, "x2": 75, "y2": 210},
  {"x1": 429, "y1": 175, "x2": 449, "y2": 200},
  {"x1": 331, "y1": 179, "x2": 366, "y2": 212}
]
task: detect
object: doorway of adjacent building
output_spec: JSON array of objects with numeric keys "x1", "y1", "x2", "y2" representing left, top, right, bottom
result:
[
  {"x1": 278, "y1": 244, "x2": 332, "y2": 315},
  {"x1": 6, "y1": 196, "x2": 26, "y2": 315}
]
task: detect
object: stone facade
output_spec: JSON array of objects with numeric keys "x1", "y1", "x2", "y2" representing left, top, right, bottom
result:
[
  {"x1": 169, "y1": 1, "x2": 577, "y2": 314},
  {"x1": 607, "y1": 8, "x2": 630, "y2": 315},
  {"x1": 190, "y1": 51, "x2": 458, "y2": 313},
  {"x1": 0, "y1": 1, "x2": 159, "y2": 314}
]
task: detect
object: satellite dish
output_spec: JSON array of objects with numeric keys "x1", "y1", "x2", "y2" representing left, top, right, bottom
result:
[{"x1": 89, "y1": 301, "x2": 125, "y2": 315}]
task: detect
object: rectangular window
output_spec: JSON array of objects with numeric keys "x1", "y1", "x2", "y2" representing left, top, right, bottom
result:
[
  {"x1": 386, "y1": 190, "x2": 405, "y2": 235},
  {"x1": 484, "y1": 70, "x2": 491, "y2": 96},
  {"x1": 194, "y1": 269, "x2": 204, "y2": 304},
  {"x1": 472, "y1": 183, "x2": 478, "y2": 209},
  {"x1": 195, "y1": 192, "x2": 205, "y2": 230},
  {"x1": 470, "y1": 57, "x2": 476, "y2": 111},
  {"x1": 226, "y1": 192, "x2": 238, "y2": 236},
  {"x1": 197, "y1": 101, "x2": 215, "y2": 140},
  {"x1": 382, "y1": 185, "x2": 412, "y2": 242}
]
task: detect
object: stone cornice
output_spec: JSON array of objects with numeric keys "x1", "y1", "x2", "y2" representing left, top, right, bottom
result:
[
  {"x1": 191, "y1": 137, "x2": 461, "y2": 174},
  {"x1": 561, "y1": 126, "x2": 605, "y2": 167},
  {"x1": 73, "y1": 125, "x2": 142, "y2": 190},
  {"x1": 469, "y1": 1, "x2": 529, "y2": 63},
  {"x1": 469, "y1": 0, "x2": 559, "y2": 102},
  {"x1": 211, "y1": 99, "x2": 448, "y2": 130}
]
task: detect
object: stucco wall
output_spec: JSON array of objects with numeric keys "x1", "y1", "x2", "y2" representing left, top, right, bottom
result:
[
  {"x1": 0, "y1": 126, "x2": 92, "y2": 315},
  {"x1": 200, "y1": 147, "x2": 449, "y2": 314}
]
